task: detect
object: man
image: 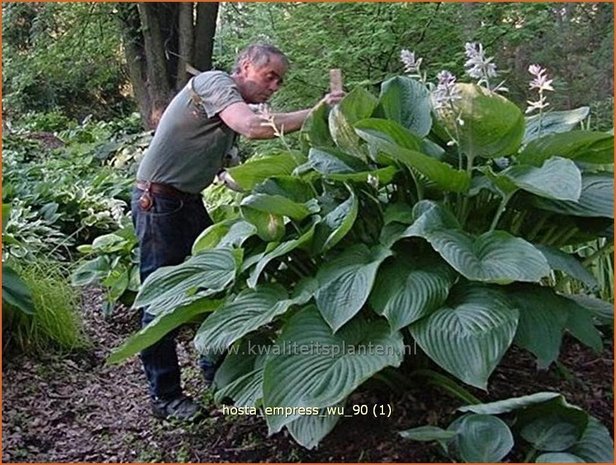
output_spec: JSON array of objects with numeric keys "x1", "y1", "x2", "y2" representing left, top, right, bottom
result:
[{"x1": 131, "y1": 43, "x2": 344, "y2": 421}]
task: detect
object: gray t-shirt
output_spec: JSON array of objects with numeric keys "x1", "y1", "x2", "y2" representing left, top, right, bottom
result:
[{"x1": 136, "y1": 71, "x2": 245, "y2": 194}]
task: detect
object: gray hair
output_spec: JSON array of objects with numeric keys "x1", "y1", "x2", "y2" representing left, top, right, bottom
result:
[{"x1": 232, "y1": 44, "x2": 290, "y2": 74}]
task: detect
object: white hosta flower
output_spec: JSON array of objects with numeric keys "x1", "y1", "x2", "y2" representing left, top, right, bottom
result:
[
  {"x1": 526, "y1": 64, "x2": 554, "y2": 114},
  {"x1": 463, "y1": 42, "x2": 506, "y2": 92}
]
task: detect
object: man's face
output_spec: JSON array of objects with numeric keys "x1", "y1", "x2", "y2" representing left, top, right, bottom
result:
[{"x1": 237, "y1": 54, "x2": 287, "y2": 104}]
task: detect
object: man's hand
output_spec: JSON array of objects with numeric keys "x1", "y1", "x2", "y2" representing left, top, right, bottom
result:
[{"x1": 320, "y1": 90, "x2": 346, "y2": 107}]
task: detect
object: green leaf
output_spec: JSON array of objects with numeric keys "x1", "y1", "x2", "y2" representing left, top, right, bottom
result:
[
  {"x1": 308, "y1": 146, "x2": 369, "y2": 175},
  {"x1": 248, "y1": 224, "x2": 316, "y2": 288},
  {"x1": 91, "y1": 233, "x2": 126, "y2": 253},
  {"x1": 241, "y1": 193, "x2": 313, "y2": 221},
  {"x1": 286, "y1": 406, "x2": 343, "y2": 450},
  {"x1": 316, "y1": 244, "x2": 392, "y2": 331},
  {"x1": 569, "y1": 417, "x2": 614, "y2": 462},
  {"x1": 458, "y1": 392, "x2": 562, "y2": 415},
  {"x1": 532, "y1": 173, "x2": 614, "y2": 218},
  {"x1": 107, "y1": 298, "x2": 221, "y2": 364},
  {"x1": 2, "y1": 204, "x2": 10, "y2": 234},
  {"x1": 262, "y1": 306, "x2": 404, "y2": 433},
  {"x1": 535, "y1": 245, "x2": 598, "y2": 290},
  {"x1": 409, "y1": 228, "x2": 550, "y2": 284},
  {"x1": 241, "y1": 207, "x2": 285, "y2": 242},
  {"x1": 437, "y1": 83, "x2": 524, "y2": 158},
  {"x1": 518, "y1": 397, "x2": 589, "y2": 452},
  {"x1": 329, "y1": 87, "x2": 377, "y2": 160},
  {"x1": 563, "y1": 294, "x2": 614, "y2": 326},
  {"x1": 226, "y1": 152, "x2": 302, "y2": 190},
  {"x1": 523, "y1": 106, "x2": 590, "y2": 144},
  {"x1": 451, "y1": 414, "x2": 514, "y2": 463},
  {"x1": 301, "y1": 102, "x2": 333, "y2": 149},
  {"x1": 499, "y1": 157, "x2": 582, "y2": 201},
  {"x1": 508, "y1": 286, "x2": 569, "y2": 369},
  {"x1": 378, "y1": 76, "x2": 432, "y2": 136},
  {"x1": 399, "y1": 426, "x2": 458, "y2": 442},
  {"x1": 2, "y1": 263, "x2": 35, "y2": 315},
  {"x1": 519, "y1": 130, "x2": 614, "y2": 166},
  {"x1": 370, "y1": 256, "x2": 456, "y2": 331},
  {"x1": 253, "y1": 176, "x2": 315, "y2": 203},
  {"x1": 562, "y1": 298, "x2": 603, "y2": 353},
  {"x1": 71, "y1": 256, "x2": 111, "y2": 286},
  {"x1": 134, "y1": 249, "x2": 239, "y2": 315},
  {"x1": 535, "y1": 452, "x2": 585, "y2": 463},
  {"x1": 102, "y1": 264, "x2": 129, "y2": 303},
  {"x1": 192, "y1": 220, "x2": 234, "y2": 253},
  {"x1": 313, "y1": 188, "x2": 358, "y2": 253},
  {"x1": 194, "y1": 284, "x2": 301, "y2": 356},
  {"x1": 410, "y1": 284, "x2": 519, "y2": 390},
  {"x1": 326, "y1": 165, "x2": 398, "y2": 184},
  {"x1": 355, "y1": 119, "x2": 471, "y2": 193}
]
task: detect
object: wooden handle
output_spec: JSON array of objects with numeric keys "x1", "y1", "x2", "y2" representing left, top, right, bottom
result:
[{"x1": 330, "y1": 69, "x2": 343, "y2": 93}]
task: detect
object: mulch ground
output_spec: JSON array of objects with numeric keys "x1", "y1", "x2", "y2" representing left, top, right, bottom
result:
[{"x1": 2, "y1": 288, "x2": 613, "y2": 462}]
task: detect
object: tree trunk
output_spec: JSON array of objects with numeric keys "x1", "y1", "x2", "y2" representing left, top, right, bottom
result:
[
  {"x1": 194, "y1": 2, "x2": 219, "y2": 72},
  {"x1": 115, "y1": 2, "x2": 219, "y2": 129}
]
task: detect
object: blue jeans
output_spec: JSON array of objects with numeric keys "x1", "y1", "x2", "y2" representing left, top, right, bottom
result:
[{"x1": 131, "y1": 187, "x2": 217, "y2": 400}]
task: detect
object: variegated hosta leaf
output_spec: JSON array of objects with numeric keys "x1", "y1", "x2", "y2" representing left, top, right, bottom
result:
[
  {"x1": 369, "y1": 256, "x2": 456, "y2": 331},
  {"x1": 262, "y1": 306, "x2": 404, "y2": 433},
  {"x1": 532, "y1": 173, "x2": 614, "y2": 218},
  {"x1": 410, "y1": 284, "x2": 519, "y2": 389},
  {"x1": 195, "y1": 283, "x2": 312, "y2": 355},
  {"x1": 399, "y1": 201, "x2": 550, "y2": 284},
  {"x1": 226, "y1": 152, "x2": 302, "y2": 190},
  {"x1": 247, "y1": 224, "x2": 316, "y2": 288},
  {"x1": 134, "y1": 248, "x2": 240, "y2": 315},
  {"x1": 286, "y1": 404, "x2": 343, "y2": 450},
  {"x1": 498, "y1": 156, "x2": 582, "y2": 201},
  {"x1": 315, "y1": 244, "x2": 392, "y2": 331},
  {"x1": 108, "y1": 298, "x2": 222, "y2": 364}
]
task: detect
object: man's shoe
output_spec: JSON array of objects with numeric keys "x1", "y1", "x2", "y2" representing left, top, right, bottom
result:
[{"x1": 151, "y1": 394, "x2": 203, "y2": 421}]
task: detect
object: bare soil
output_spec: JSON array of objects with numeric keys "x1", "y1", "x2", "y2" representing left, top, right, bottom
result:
[{"x1": 2, "y1": 288, "x2": 613, "y2": 462}]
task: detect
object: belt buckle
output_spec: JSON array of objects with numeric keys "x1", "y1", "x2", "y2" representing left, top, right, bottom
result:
[{"x1": 138, "y1": 182, "x2": 154, "y2": 210}]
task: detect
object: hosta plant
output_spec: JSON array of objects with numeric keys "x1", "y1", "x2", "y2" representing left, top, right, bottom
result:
[
  {"x1": 400, "y1": 392, "x2": 614, "y2": 463},
  {"x1": 110, "y1": 44, "x2": 613, "y2": 449}
]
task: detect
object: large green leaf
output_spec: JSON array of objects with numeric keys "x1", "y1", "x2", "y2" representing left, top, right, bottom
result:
[
  {"x1": 71, "y1": 256, "x2": 111, "y2": 286},
  {"x1": 247, "y1": 223, "x2": 316, "y2": 288},
  {"x1": 192, "y1": 219, "x2": 257, "y2": 254},
  {"x1": 226, "y1": 152, "x2": 302, "y2": 190},
  {"x1": 564, "y1": 294, "x2": 614, "y2": 326},
  {"x1": 458, "y1": 392, "x2": 562, "y2": 415},
  {"x1": 378, "y1": 76, "x2": 432, "y2": 136},
  {"x1": 134, "y1": 249, "x2": 240, "y2": 315},
  {"x1": 437, "y1": 83, "x2": 524, "y2": 158},
  {"x1": 569, "y1": 416, "x2": 614, "y2": 462},
  {"x1": 523, "y1": 106, "x2": 590, "y2": 144},
  {"x1": 399, "y1": 426, "x2": 458, "y2": 442},
  {"x1": 532, "y1": 173, "x2": 614, "y2": 218},
  {"x1": 410, "y1": 284, "x2": 519, "y2": 389},
  {"x1": 262, "y1": 306, "x2": 404, "y2": 433},
  {"x1": 535, "y1": 452, "x2": 585, "y2": 462},
  {"x1": 308, "y1": 146, "x2": 369, "y2": 175},
  {"x1": 253, "y1": 176, "x2": 315, "y2": 203},
  {"x1": 240, "y1": 207, "x2": 285, "y2": 242},
  {"x1": 315, "y1": 244, "x2": 392, "y2": 331},
  {"x1": 508, "y1": 286, "x2": 569, "y2": 369},
  {"x1": 499, "y1": 157, "x2": 582, "y2": 201},
  {"x1": 535, "y1": 244, "x2": 598, "y2": 290},
  {"x1": 240, "y1": 193, "x2": 314, "y2": 221},
  {"x1": 519, "y1": 130, "x2": 614, "y2": 166},
  {"x1": 2, "y1": 263, "x2": 35, "y2": 315},
  {"x1": 107, "y1": 298, "x2": 221, "y2": 364},
  {"x1": 301, "y1": 101, "x2": 333, "y2": 149},
  {"x1": 369, "y1": 256, "x2": 456, "y2": 331},
  {"x1": 312, "y1": 188, "x2": 358, "y2": 253},
  {"x1": 355, "y1": 119, "x2": 471, "y2": 193},
  {"x1": 329, "y1": 87, "x2": 377, "y2": 160},
  {"x1": 450, "y1": 414, "x2": 514, "y2": 463},
  {"x1": 286, "y1": 406, "x2": 342, "y2": 450}
]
